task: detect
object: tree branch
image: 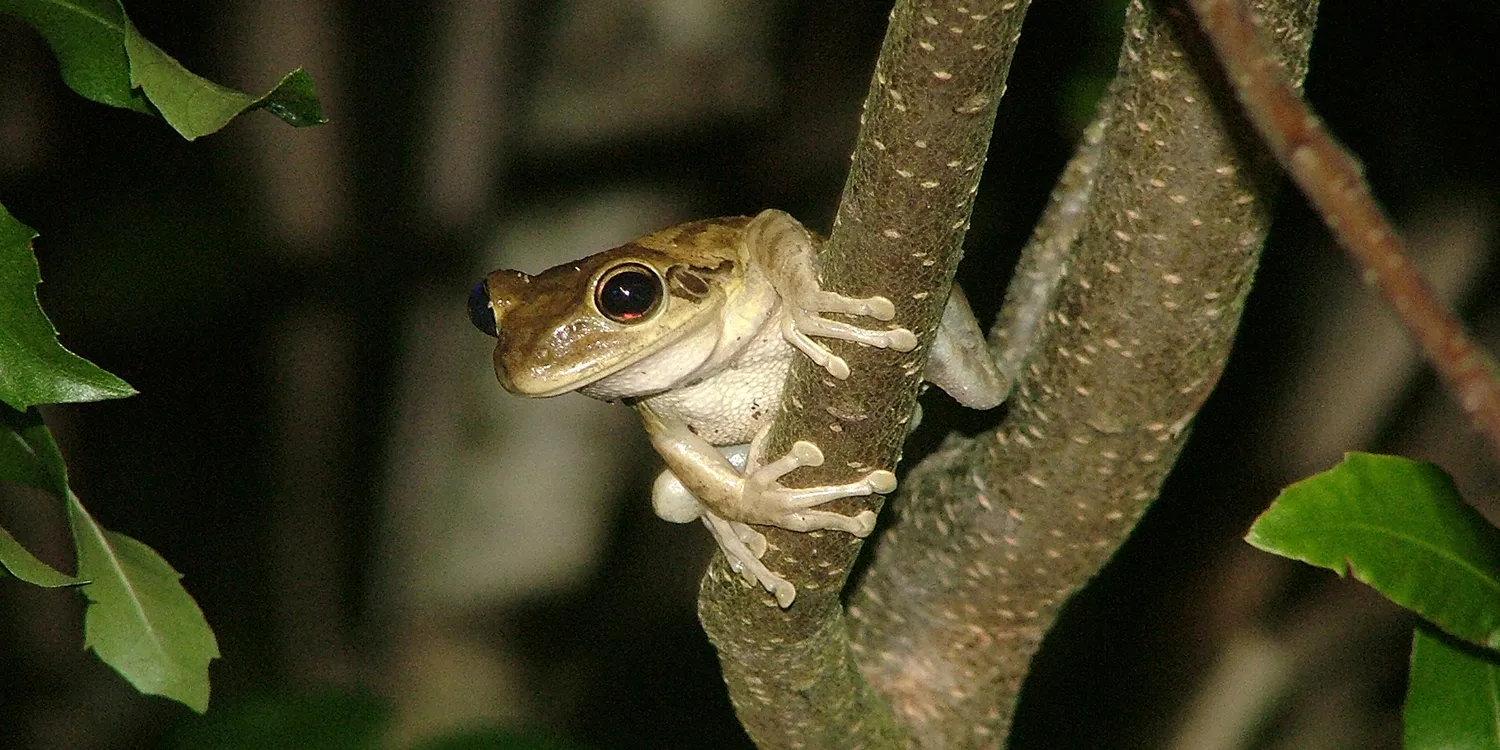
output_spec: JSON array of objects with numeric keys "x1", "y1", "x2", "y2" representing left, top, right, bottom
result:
[
  {"x1": 845, "y1": 0, "x2": 1318, "y2": 744},
  {"x1": 1188, "y1": 0, "x2": 1500, "y2": 465},
  {"x1": 696, "y1": 0, "x2": 1033, "y2": 746}
]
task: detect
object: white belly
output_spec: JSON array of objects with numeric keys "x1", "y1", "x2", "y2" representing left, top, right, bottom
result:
[{"x1": 636, "y1": 323, "x2": 791, "y2": 446}]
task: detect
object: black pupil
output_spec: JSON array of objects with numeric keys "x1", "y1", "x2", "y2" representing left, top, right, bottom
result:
[
  {"x1": 598, "y1": 269, "x2": 659, "y2": 322},
  {"x1": 468, "y1": 281, "x2": 498, "y2": 337}
]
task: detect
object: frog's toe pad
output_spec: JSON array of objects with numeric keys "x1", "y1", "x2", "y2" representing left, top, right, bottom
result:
[
  {"x1": 788, "y1": 440, "x2": 824, "y2": 467},
  {"x1": 885, "y1": 328, "x2": 919, "y2": 352},
  {"x1": 868, "y1": 470, "x2": 897, "y2": 494}
]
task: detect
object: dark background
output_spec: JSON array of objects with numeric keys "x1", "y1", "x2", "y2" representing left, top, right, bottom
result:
[{"x1": 1, "y1": 0, "x2": 1496, "y2": 748}]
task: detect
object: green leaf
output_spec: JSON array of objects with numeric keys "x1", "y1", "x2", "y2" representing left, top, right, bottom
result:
[
  {"x1": 0, "y1": 0, "x2": 147, "y2": 112},
  {"x1": 0, "y1": 204, "x2": 136, "y2": 409},
  {"x1": 67, "y1": 492, "x2": 219, "y2": 712},
  {"x1": 1404, "y1": 628, "x2": 1500, "y2": 750},
  {"x1": 0, "y1": 403, "x2": 70, "y2": 496},
  {"x1": 0, "y1": 0, "x2": 327, "y2": 138},
  {"x1": 1247, "y1": 452, "x2": 1500, "y2": 650},
  {"x1": 122, "y1": 23, "x2": 326, "y2": 139},
  {"x1": 0, "y1": 523, "x2": 84, "y2": 587},
  {"x1": 0, "y1": 406, "x2": 83, "y2": 587}
]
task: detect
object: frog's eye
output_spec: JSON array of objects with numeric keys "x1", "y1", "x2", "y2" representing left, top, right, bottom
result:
[
  {"x1": 468, "y1": 280, "x2": 498, "y2": 337},
  {"x1": 595, "y1": 263, "x2": 663, "y2": 324}
]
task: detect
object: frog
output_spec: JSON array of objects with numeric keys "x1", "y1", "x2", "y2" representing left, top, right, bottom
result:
[{"x1": 469, "y1": 209, "x2": 1008, "y2": 607}]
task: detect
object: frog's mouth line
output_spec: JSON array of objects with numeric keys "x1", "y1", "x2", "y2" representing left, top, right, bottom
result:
[{"x1": 496, "y1": 311, "x2": 726, "y2": 400}]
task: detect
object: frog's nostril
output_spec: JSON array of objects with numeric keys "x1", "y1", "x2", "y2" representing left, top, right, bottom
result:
[{"x1": 468, "y1": 281, "x2": 498, "y2": 337}]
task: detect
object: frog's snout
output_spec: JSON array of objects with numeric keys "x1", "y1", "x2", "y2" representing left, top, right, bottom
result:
[{"x1": 468, "y1": 280, "x2": 498, "y2": 337}]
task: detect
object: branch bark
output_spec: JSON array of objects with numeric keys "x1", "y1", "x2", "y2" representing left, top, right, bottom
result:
[
  {"x1": 697, "y1": 0, "x2": 1323, "y2": 746},
  {"x1": 844, "y1": 0, "x2": 1318, "y2": 744},
  {"x1": 696, "y1": 1, "x2": 1033, "y2": 746}
]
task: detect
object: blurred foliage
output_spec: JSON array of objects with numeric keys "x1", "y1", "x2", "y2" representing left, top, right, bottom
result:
[{"x1": 167, "y1": 688, "x2": 589, "y2": 750}]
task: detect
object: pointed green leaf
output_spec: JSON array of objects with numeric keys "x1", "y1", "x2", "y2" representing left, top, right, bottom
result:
[
  {"x1": 0, "y1": 204, "x2": 136, "y2": 409},
  {"x1": 0, "y1": 523, "x2": 84, "y2": 587},
  {"x1": 122, "y1": 21, "x2": 327, "y2": 139},
  {"x1": 0, "y1": 0, "x2": 148, "y2": 112},
  {"x1": 0, "y1": 403, "x2": 70, "y2": 496},
  {"x1": 1404, "y1": 628, "x2": 1500, "y2": 750},
  {"x1": 1247, "y1": 452, "x2": 1500, "y2": 650},
  {"x1": 0, "y1": 0, "x2": 327, "y2": 138},
  {"x1": 67, "y1": 492, "x2": 219, "y2": 712}
]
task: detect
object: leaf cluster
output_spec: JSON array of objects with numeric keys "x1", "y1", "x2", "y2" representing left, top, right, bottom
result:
[{"x1": 0, "y1": 0, "x2": 324, "y2": 712}]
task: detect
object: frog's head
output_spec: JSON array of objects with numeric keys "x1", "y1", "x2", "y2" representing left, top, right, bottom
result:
[{"x1": 469, "y1": 217, "x2": 755, "y2": 399}]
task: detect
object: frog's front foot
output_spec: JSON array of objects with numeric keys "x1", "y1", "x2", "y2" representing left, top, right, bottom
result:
[
  {"x1": 739, "y1": 437, "x2": 892, "y2": 534},
  {"x1": 781, "y1": 295, "x2": 919, "y2": 380}
]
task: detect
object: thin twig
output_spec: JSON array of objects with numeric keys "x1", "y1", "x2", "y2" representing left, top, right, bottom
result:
[{"x1": 1189, "y1": 0, "x2": 1500, "y2": 464}]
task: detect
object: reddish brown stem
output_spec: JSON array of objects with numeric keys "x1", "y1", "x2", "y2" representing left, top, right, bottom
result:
[{"x1": 1190, "y1": 0, "x2": 1500, "y2": 464}]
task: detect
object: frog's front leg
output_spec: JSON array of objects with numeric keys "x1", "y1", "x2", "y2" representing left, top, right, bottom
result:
[
  {"x1": 640, "y1": 405, "x2": 891, "y2": 606},
  {"x1": 745, "y1": 210, "x2": 920, "y2": 379}
]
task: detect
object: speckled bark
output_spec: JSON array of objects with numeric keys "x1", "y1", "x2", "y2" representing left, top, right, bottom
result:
[
  {"x1": 696, "y1": 1, "x2": 1033, "y2": 747},
  {"x1": 844, "y1": 0, "x2": 1318, "y2": 746}
]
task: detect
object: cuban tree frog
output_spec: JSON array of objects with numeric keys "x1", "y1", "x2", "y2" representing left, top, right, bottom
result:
[{"x1": 469, "y1": 209, "x2": 1007, "y2": 606}]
